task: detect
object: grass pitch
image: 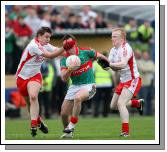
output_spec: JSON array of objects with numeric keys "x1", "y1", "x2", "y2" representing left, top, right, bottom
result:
[{"x1": 5, "y1": 115, "x2": 155, "y2": 140}]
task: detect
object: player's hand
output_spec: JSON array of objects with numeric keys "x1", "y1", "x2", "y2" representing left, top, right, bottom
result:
[
  {"x1": 68, "y1": 66, "x2": 75, "y2": 71},
  {"x1": 97, "y1": 58, "x2": 110, "y2": 69},
  {"x1": 63, "y1": 39, "x2": 76, "y2": 51}
]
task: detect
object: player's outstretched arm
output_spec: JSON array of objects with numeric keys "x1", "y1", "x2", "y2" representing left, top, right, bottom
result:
[
  {"x1": 96, "y1": 52, "x2": 110, "y2": 70},
  {"x1": 42, "y1": 47, "x2": 65, "y2": 59},
  {"x1": 96, "y1": 52, "x2": 109, "y2": 61},
  {"x1": 42, "y1": 39, "x2": 76, "y2": 59}
]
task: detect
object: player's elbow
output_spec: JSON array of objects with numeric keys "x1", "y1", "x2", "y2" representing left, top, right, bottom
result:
[
  {"x1": 119, "y1": 61, "x2": 127, "y2": 69},
  {"x1": 121, "y1": 63, "x2": 126, "y2": 69},
  {"x1": 61, "y1": 75, "x2": 68, "y2": 82}
]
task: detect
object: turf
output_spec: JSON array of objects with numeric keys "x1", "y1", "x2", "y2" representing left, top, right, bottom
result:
[{"x1": 5, "y1": 115, "x2": 155, "y2": 140}]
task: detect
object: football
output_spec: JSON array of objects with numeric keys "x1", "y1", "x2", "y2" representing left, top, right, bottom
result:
[{"x1": 66, "y1": 55, "x2": 81, "y2": 70}]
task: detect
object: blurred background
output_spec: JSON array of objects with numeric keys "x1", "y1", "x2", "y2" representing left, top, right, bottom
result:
[{"x1": 5, "y1": 5, "x2": 155, "y2": 119}]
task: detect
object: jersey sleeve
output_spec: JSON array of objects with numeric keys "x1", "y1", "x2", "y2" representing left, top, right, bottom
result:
[
  {"x1": 60, "y1": 57, "x2": 68, "y2": 70},
  {"x1": 28, "y1": 44, "x2": 44, "y2": 56},
  {"x1": 86, "y1": 49, "x2": 97, "y2": 59},
  {"x1": 45, "y1": 43, "x2": 59, "y2": 52}
]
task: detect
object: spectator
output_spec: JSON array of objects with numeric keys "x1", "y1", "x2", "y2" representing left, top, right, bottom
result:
[
  {"x1": 95, "y1": 13, "x2": 107, "y2": 29},
  {"x1": 12, "y1": 14, "x2": 33, "y2": 74},
  {"x1": 61, "y1": 5, "x2": 72, "y2": 22},
  {"x1": 5, "y1": 25, "x2": 16, "y2": 74},
  {"x1": 8, "y1": 5, "x2": 22, "y2": 21},
  {"x1": 92, "y1": 60, "x2": 115, "y2": 117},
  {"x1": 137, "y1": 20, "x2": 154, "y2": 52},
  {"x1": 40, "y1": 12, "x2": 51, "y2": 28},
  {"x1": 51, "y1": 57, "x2": 68, "y2": 114},
  {"x1": 13, "y1": 15, "x2": 32, "y2": 38},
  {"x1": 63, "y1": 13, "x2": 81, "y2": 29},
  {"x1": 51, "y1": 13, "x2": 64, "y2": 31},
  {"x1": 134, "y1": 49, "x2": 142, "y2": 61},
  {"x1": 124, "y1": 19, "x2": 138, "y2": 41},
  {"x1": 79, "y1": 5, "x2": 97, "y2": 28},
  {"x1": 138, "y1": 20, "x2": 154, "y2": 43},
  {"x1": 137, "y1": 51, "x2": 155, "y2": 115},
  {"x1": 24, "y1": 6, "x2": 42, "y2": 36},
  {"x1": 39, "y1": 61, "x2": 55, "y2": 119},
  {"x1": 76, "y1": 15, "x2": 85, "y2": 29},
  {"x1": 88, "y1": 17, "x2": 96, "y2": 29}
]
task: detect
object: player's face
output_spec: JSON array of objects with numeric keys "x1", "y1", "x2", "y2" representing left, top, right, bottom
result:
[
  {"x1": 39, "y1": 32, "x2": 51, "y2": 45},
  {"x1": 111, "y1": 31, "x2": 123, "y2": 48}
]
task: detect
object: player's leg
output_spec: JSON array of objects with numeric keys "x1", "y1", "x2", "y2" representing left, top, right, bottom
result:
[
  {"x1": 110, "y1": 93, "x2": 119, "y2": 110},
  {"x1": 60, "y1": 100, "x2": 74, "y2": 128},
  {"x1": 24, "y1": 96, "x2": 30, "y2": 112},
  {"x1": 27, "y1": 81, "x2": 41, "y2": 136},
  {"x1": 117, "y1": 87, "x2": 133, "y2": 136},
  {"x1": 60, "y1": 100, "x2": 74, "y2": 138},
  {"x1": 126, "y1": 77, "x2": 144, "y2": 115},
  {"x1": 63, "y1": 88, "x2": 89, "y2": 134},
  {"x1": 64, "y1": 84, "x2": 96, "y2": 134},
  {"x1": 126, "y1": 99, "x2": 144, "y2": 115}
]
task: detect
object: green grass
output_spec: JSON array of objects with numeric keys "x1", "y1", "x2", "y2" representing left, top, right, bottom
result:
[{"x1": 5, "y1": 115, "x2": 155, "y2": 140}]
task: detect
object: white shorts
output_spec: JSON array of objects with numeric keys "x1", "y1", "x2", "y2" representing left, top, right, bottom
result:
[{"x1": 64, "y1": 83, "x2": 96, "y2": 101}]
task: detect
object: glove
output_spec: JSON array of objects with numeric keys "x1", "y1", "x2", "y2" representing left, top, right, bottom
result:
[
  {"x1": 63, "y1": 39, "x2": 76, "y2": 51},
  {"x1": 97, "y1": 58, "x2": 110, "y2": 69}
]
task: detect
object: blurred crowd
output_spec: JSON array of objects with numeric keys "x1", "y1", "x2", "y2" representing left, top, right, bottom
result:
[{"x1": 5, "y1": 5, "x2": 155, "y2": 118}]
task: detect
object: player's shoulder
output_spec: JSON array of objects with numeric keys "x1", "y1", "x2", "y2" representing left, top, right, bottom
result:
[
  {"x1": 122, "y1": 42, "x2": 132, "y2": 51},
  {"x1": 79, "y1": 47, "x2": 93, "y2": 51},
  {"x1": 27, "y1": 38, "x2": 39, "y2": 49},
  {"x1": 123, "y1": 42, "x2": 131, "y2": 48}
]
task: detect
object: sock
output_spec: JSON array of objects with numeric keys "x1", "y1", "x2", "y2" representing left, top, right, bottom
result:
[
  {"x1": 131, "y1": 99, "x2": 140, "y2": 108},
  {"x1": 68, "y1": 116, "x2": 78, "y2": 129},
  {"x1": 37, "y1": 116, "x2": 42, "y2": 125},
  {"x1": 70, "y1": 116, "x2": 78, "y2": 124},
  {"x1": 31, "y1": 120, "x2": 37, "y2": 127},
  {"x1": 122, "y1": 123, "x2": 129, "y2": 134}
]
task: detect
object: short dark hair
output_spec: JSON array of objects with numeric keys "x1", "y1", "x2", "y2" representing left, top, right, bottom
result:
[
  {"x1": 36, "y1": 27, "x2": 52, "y2": 37},
  {"x1": 62, "y1": 34, "x2": 76, "y2": 41}
]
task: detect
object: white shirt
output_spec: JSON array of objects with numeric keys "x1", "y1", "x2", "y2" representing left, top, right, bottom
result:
[
  {"x1": 79, "y1": 11, "x2": 97, "y2": 26},
  {"x1": 108, "y1": 43, "x2": 139, "y2": 83},
  {"x1": 16, "y1": 38, "x2": 58, "y2": 80}
]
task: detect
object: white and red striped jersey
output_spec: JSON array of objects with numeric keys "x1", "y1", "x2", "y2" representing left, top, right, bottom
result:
[
  {"x1": 108, "y1": 42, "x2": 139, "y2": 83},
  {"x1": 16, "y1": 38, "x2": 58, "y2": 80}
]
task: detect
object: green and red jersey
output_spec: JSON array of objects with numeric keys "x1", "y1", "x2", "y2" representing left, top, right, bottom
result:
[{"x1": 60, "y1": 47, "x2": 97, "y2": 85}]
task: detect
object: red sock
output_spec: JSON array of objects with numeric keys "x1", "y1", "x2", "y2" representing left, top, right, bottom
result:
[
  {"x1": 31, "y1": 120, "x2": 37, "y2": 127},
  {"x1": 131, "y1": 99, "x2": 140, "y2": 108},
  {"x1": 37, "y1": 116, "x2": 42, "y2": 125},
  {"x1": 70, "y1": 116, "x2": 78, "y2": 124},
  {"x1": 122, "y1": 123, "x2": 129, "y2": 133}
]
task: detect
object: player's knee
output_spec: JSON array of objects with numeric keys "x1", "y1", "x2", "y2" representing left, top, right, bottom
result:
[
  {"x1": 74, "y1": 95, "x2": 82, "y2": 103},
  {"x1": 60, "y1": 110, "x2": 68, "y2": 117},
  {"x1": 110, "y1": 102, "x2": 116, "y2": 110},
  {"x1": 117, "y1": 100, "x2": 125, "y2": 108},
  {"x1": 29, "y1": 94, "x2": 37, "y2": 102}
]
